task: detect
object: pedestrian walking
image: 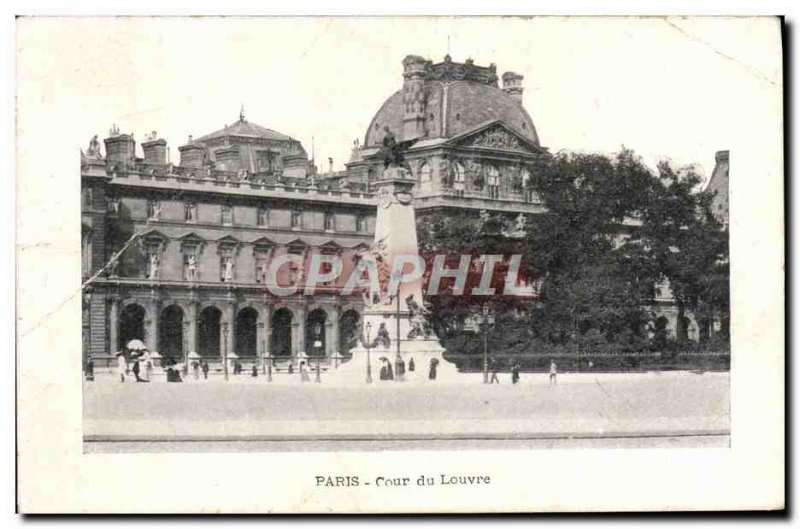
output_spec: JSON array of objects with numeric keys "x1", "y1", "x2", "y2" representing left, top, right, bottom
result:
[
  {"x1": 131, "y1": 355, "x2": 142, "y2": 382},
  {"x1": 511, "y1": 362, "x2": 520, "y2": 385},
  {"x1": 489, "y1": 357, "x2": 500, "y2": 384},
  {"x1": 408, "y1": 357, "x2": 415, "y2": 372},
  {"x1": 300, "y1": 360, "x2": 310, "y2": 382},
  {"x1": 394, "y1": 353, "x2": 406, "y2": 382},
  {"x1": 549, "y1": 359, "x2": 558, "y2": 385},
  {"x1": 192, "y1": 361, "x2": 199, "y2": 380},
  {"x1": 140, "y1": 350, "x2": 152, "y2": 382},
  {"x1": 251, "y1": 365, "x2": 258, "y2": 377},
  {"x1": 201, "y1": 359, "x2": 209, "y2": 380},
  {"x1": 429, "y1": 358, "x2": 438, "y2": 380}
]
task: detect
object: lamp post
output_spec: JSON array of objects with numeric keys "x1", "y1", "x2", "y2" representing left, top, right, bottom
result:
[
  {"x1": 314, "y1": 322, "x2": 322, "y2": 383},
  {"x1": 221, "y1": 321, "x2": 229, "y2": 381},
  {"x1": 481, "y1": 303, "x2": 494, "y2": 384},
  {"x1": 182, "y1": 320, "x2": 190, "y2": 375},
  {"x1": 82, "y1": 289, "x2": 92, "y2": 377},
  {"x1": 365, "y1": 322, "x2": 373, "y2": 384}
]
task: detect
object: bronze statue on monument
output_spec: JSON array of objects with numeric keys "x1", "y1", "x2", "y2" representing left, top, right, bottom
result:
[{"x1": 378, "y1": 126, "x2": 414, "y2": 172}]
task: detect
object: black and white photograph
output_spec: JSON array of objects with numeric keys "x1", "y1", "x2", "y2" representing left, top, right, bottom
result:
[{"x1": 14, "y1": 14, "x2": 784, "y2": 513}]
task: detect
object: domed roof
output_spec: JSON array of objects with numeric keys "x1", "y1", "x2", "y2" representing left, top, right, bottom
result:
[
  {"x1": 196, "y1": 116, "x2": 298, "y2": 143},
  {"x1": 364, "y1": 60, "x2": 539, "y2": 148}
]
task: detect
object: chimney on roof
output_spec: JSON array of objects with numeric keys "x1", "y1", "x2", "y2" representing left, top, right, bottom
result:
[
  {"x1": 104, "y1": 130, "x2": 135, "y2": 164},
  {"x1": 502, "y1": 71, "x2": 524, "y2": 104},
  {"x1": 142, "y1": 133, "x2": 168, "y2": 165}
]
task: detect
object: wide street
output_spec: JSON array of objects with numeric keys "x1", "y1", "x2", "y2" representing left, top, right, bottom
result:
[{"x1": 84, "y1": 370, "x2": 729, "y2": 452}]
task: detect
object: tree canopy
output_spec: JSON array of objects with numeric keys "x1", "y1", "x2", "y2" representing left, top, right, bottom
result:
[{"x1": 417, "y1": 148, "x2": 729, "y2": 356}]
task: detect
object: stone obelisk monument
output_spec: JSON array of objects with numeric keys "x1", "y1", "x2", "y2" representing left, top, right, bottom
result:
[{"x1": 332, "y1": 166, "x2": 457, "y2": 383}]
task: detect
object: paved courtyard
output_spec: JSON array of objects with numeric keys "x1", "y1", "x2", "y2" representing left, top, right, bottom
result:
[{"x1": 84, "y1": 370, "x2": 729, "y2": 451}]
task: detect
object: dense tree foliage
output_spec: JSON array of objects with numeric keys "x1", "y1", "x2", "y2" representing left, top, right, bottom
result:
[{"x1": 417, "y1": 149, "x2": 729, "y2": 357}]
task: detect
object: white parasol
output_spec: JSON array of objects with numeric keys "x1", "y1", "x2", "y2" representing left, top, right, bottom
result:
[{"x1": 126, "y1": 339, "x2": 147, "y2": 351}]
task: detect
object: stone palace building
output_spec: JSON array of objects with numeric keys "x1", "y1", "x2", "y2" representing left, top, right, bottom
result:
[{"x1": 81, "y1": 53, "x2": 705, "y2": 368}]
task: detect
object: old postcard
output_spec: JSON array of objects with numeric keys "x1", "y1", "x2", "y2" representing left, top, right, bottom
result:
[{"x1": 15, "y1": 15, "x2": 784, "y2": 513}]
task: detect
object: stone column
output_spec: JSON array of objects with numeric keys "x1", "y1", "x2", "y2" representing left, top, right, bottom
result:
[
  {"x1": 108, "y1": 297, "x2": 119, "y2": 353},
  {"x1": 296, "y1": 304, "x2": 306, "y2": 358},
  {"x1": 328, "y1": 304, "x2": 341, "y2": 358},
  {"x1": 149, "y1": 299, "x2": 161, "y2": 352},
  {"x1": 187, "y1": 301, "x2": 198, "y2": 354},
  {"x1": 263, "y1": 302, "x2": 273, "y2": 355},
  {"x1": 226, "y1": 302, "x2": 236, "y2": 358}
]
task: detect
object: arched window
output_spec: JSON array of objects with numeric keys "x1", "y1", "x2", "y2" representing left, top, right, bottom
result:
[{"x1": 81, "y1": 231, "x2": 92, "y2": 276}]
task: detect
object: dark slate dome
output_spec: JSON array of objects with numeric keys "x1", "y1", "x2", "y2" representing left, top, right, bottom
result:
[{"x1": 364, "y1": 56, "x2": 540, "y2": 147}]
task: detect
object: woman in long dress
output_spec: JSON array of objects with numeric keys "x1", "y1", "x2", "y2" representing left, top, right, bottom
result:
[
  {"x1": 140, "y1": 350, "x2": 152, "y2": 382},
  {"x1": 116, "y1": 352, "x2": 127, "y2": 383}
]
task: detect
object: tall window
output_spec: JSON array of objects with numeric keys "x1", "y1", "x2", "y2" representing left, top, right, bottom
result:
[
  {"x1": 287, "y1": 245, "x2": 306, "y2": 285},
  {"x1": 520, "y1": 167, "x2": 533, "y2": 202},
  {"x1": 259, "y1": 150, "x2": 276, "y2": 173},
  {"x1": 419, "y1": 162, "x2": 431, "y2": 188},
  {"x1": 147, "y1": 199, "x2": 160, "y2": 220},
  {"x1": 355, "y1": 215, "x2": 366, "y2": 233},
  {"x1": 146, "y1": 247, "x2": 160, "y2": 280},
  {"x1": 487, "y1": 166, "x2": 500, "y2": 199},
  {"x1": 220, "y1": 253, "x2": 235, "y2": 282},
  {"x1": 185, "y1": 202, "x2": 197, "y2": 222},
  {"x1": 221, "y1": 204, "x2": 233, "y2": 225},
  {"x1": 82, "y1": 187, "x2": 93, "y2": 210},
  {"x1": 324, "y1": 212, "x2": 335, "y2": 231},
  {"x1": 257, "y1": 206, "x2": 269, "y2": 226},
  {"x1": 254, "y1": 249, "x2": 271, "y2": 284},
  {"x1": 181, "y1": 240, "x2": 203, "y2": 281},
  {"x1": 183, "y1": 249, "x2": 198, "y2": 281},
  {"x1": 291, "y1": 210, "x2": 302, "y2": 228},
  {"x1": 453, "y1": 162, "x2": 466, "y2": 197},
  {"x1": 81, "y1": 232, "x2": 92, "y2": 276}
]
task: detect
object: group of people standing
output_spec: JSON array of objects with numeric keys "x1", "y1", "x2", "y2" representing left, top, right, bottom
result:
[
  {"x1": 116, "y1": 349, "x2": 153, "y2": 383},
  {"x1": 377, "y1": 354, "x2": 434, "y2": 381},
  {"x1": 487, "y1": 358, "x2": 558, "y2": 385}
]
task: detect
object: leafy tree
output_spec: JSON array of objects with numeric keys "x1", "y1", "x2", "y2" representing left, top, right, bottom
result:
[{"x1": 417, "y1": 148, "x2": 730, "y2": 357}]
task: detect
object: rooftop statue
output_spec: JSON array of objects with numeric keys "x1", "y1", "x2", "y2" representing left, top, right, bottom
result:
[{"x1": 86, "y1": 135, "x2": 102, "y2": 159}]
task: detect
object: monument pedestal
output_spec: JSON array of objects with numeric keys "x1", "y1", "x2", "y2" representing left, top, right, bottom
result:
[
  {"x1": 328, "y1": 307, "x2": 458, "y2": 385},
  {"x1": 328, "y1": 166, "x2": 461, "y2": 385}
]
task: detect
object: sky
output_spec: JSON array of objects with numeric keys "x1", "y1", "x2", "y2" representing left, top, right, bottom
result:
[{"x1": 18, "y1": 16, "x2": 782, "y2": 181}]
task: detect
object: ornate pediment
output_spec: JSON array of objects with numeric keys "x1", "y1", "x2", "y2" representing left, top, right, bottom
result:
[
  {"x1": 139, "y1": 229, "x2": 169, "y2": 245},
  {"x1": 451, "y1": 121, "x2": 541, "y2": 154},
  {"x1": 319, "y1": 241, "x2": 343, "y2": 255},
  {"x1": 286, "y1": 238, "x2": 309, "y2": 255},
  {"x1": 251, "y1": 236, "x2": 275, "y2": 256},
  {"x1": 216, "y1": 234, "x2": 242, "y2": 255},
  {"x1": 177, "y1": 232, "x2": 206, "y2": 253}
]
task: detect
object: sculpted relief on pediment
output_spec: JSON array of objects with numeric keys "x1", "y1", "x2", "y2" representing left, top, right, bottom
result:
[{"x1": 459, "y1": 126, "x2": 531, "y2": 152}]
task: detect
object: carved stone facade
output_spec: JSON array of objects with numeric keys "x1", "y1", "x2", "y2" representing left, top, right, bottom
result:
[{"x1": 81, "y1": 117, "x2": 374, "y2": 368}]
